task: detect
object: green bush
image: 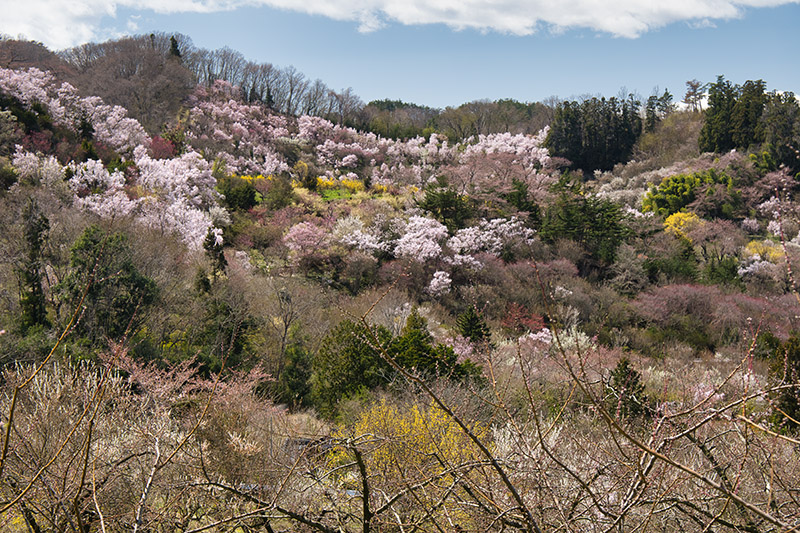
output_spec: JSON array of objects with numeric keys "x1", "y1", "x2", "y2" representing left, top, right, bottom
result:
[
  {"x1": 0, "y1": 163, "x2": 17, "y2": 190},
  {"x1": 218, "y1": 175, "x2": 258, "y2": 211},
  {"x1": 417, "y1": 183, "x2": 472, "y2": 231},
  {"x1": 541, "y1": 189, "x2": 629, "y2": 269},
  {"x1": 605, "y1": 358, "x2": 648, "y2": 419},
  {"x1": 703, "y1": 255, "x2": 742, "y2": 287},
  {"x1": 310, "y1": 320, "x2": 392, "y2": 418},
  {"x1": 57, "y1": 225, "x2": 158, "y2": 345},
  {"x1": 642, "y1": 168, "x2": 738, "y2": 217}
]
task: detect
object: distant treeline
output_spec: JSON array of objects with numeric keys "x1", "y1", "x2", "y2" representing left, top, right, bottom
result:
[
  {"x1": 3, "y1": 33, "x2": 553, "y2": 140},
  {"x1": 3, "y1": 34, "x2": 797, "y2": 174}
]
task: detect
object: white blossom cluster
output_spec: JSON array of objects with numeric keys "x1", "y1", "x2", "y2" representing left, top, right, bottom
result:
[
  {"x1": 461, "y1": 128, "x2": 551, "y2": 170},
  {"x1": 0, "y1": 68, "x2": 148, "y2": 154},
  {"x1": 393, "y1": 216, "x2": 449, "y2": 261},
  {"x1": 332, "y1": 215, "x2": 384, "y2": 253},
  {"x1": 447, "y1": 217, "x2": 535, "y2": 257},
  {"x1": 12, "y1": 146, "x2": 63, "y2": 186},
  {"x1": 427, "y1": 270, "x2": 452, "y2": 296}
]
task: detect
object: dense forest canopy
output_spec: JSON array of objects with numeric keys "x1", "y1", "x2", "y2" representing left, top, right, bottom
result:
[{"x1": 1, "y1": 32, "x2": 800, "y2": 531}]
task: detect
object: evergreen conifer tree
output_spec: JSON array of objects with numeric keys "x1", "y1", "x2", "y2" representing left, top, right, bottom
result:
[{"x1": 19, "y1": 198, "x2": 49, "y2": 332}]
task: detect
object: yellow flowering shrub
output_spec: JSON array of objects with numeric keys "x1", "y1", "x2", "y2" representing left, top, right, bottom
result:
[
  {"x1": 331, "y1": 398, "x2": 486, "y2": 483},
  {"x1": 316, "y1": 175, "x2": 337, "y2": 189},
  {"x1": 663, "y1": 211, "x2": 702, "y2": 240},
  {"x1": 340, "y1": 177, "x2": 364, "y2": 193},
  {"x1": 745, "y1": 239, "x2": 784, "y2": 262},
  {"x1": 237, "y1": 174, "x2": 271, "y2": 183},
  {"x1": 293, "y1": 160, "x2": 309, "y2": 179},
  {"x1": 326, "y1": 398, "x2": 490, "y2": 528}
]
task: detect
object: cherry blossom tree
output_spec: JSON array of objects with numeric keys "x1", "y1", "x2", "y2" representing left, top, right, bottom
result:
[{"x1": 393, "y1": 215, "x2": 448, "y2": 262}]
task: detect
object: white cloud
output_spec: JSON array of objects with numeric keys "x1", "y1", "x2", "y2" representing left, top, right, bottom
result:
[
  {"x1": 126, "y1": 14, "x2": 141, "y2": 32},
  {"x1": 687, "y1": 18, "x2": 718, "y2": 29},
  {"x1": 2, "y1": 0, "x2": 798, "y2": 49}
]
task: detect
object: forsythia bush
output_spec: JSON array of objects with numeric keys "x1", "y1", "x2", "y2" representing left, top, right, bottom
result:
[
  {"x1": 663, "y1": 211, "x2": 702, "y2": 240},
  {"x1": 745, "y1": 239, "x2": 784, "y2": 262},
  {"x1": 333, "y1": 398, "x2": 486, "y2": 479}
]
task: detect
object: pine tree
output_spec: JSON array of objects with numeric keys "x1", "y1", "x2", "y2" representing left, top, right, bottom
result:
[
  {"x1": 698, "y1": 76, "x2": 737, "y2": 153},
  {"x1": 389, "y1": 308, "x2": 476, "y2": 379},
  {"x1": 456, "y1": 306, "x2": 490, "y2": 345},
  {"x1": 19, "y1": 198, "x2": 49, "y2": 332},
  {"x1": 58, "y1": 226, "x2": 157, "y2": 343},
  {"x1": 606, "y1": 358, "x2": 647, "y2": 419},
  {"x1": 168, "y1": 36, "x2": 182, "y2": 59},
  {"x1": 731, "y1": 79, "x2": 767, "y2": 148},
  {"x1": 311, "y1": 320, "x2": 392, "y2": 418},
  {"x1": 276, "y1": 342, "x2": 312, "y2": 409}
]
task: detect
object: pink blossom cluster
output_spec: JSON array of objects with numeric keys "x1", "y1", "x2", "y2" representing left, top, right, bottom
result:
[
  {"x1": 0, "y1": 68, "x2": 64, "y2": 119},
  {"x1": 75, "y1": 190, "x2": 139, "y2": 219},
  {"x1": 393, "y1": 216, "x2": 449, "y2": 262},
  {"x1": 370, "y1": 161, "x2": 430, "y2": 189},
  {"x1": 757, "y1": 197, "x2": 783, "y2": 219},
  {"x1": 133, "y1": 146, "x2": 218, "y2": 209},
  {"x1": 57, "y1": 145, "x2": 222, "y2": 249},
  {"x1": 0, "y1": 68, "x2": 149, "y2": 154},
  {"x1": 332, "y1": 215, "x2": 384, "y2": 253},
  {"x1": 132, "y1": 147, "x2": 221, "y2": 248},
  {"x1": 623, "y1": 206, "x2": 652, "y2": 219},
  {"x1": 740, "y1": 218, "x2": 761, "y2": 233},
  {"x1": 340, "y1": 154, "x2": 360, "y2": 168},
  {"x1": 283, "y1": 221, "x2": 330, "y2": 253},
  {"x1": 295, "y1": 122, "x2": 464, "y2": 188},
  {"x1": 297, "y1": 115, "x2": 337, "y2": 143},
  {"x1": 139, "y1": 197, "x2": 221, "y2": 249},
  {"x1": 185, "y1": 81, "x2": 289, "y2": 175},
  {"x1": 63, "y1": 158, "x2": 140, "y2": 219},
  {"x1": 385, "y1": 133, "x2": 456, "y2": 167},
  {"x1": 316, "y1": 138, "x2": 379, "y2": 168},
  {"x1": 85, "y1": 100, "x2": 149, "y2": 154},
  {"x1": 443, "y1": 334, "x2": 474, "y2": 363},
  {"x1": 517, "y1": 328, "x2": 554, "y2": 357},
  {"x1": 461, "y1": 129, "x2": 550, "y2": 170},
  {"x1": 373, "y1": 134, "x2": 456, "y2": 187},
  {"x1": 68, "y1": 158, "x2": 125, "y2": 195},
  {"x1": 737, "y1": 257, "x2": 781, "y2": 279},
  {"x1": 766, "y1": 219, "x2": 782, "y2": 237}
]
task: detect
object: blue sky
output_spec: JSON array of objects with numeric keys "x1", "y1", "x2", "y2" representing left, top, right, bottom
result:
[{"x1": 4, "y1": 1, "x2": 800, "y2": 108}]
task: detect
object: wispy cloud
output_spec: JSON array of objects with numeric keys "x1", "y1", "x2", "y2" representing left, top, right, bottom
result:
[{"x1": 3, "y1": 0, "x2": 798, "y2": 49}]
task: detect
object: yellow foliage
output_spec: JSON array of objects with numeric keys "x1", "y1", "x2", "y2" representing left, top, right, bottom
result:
[
  {"x1": 237, "y1": 174, "x2": 271, "y2": 183},
  {"x1": 316, "y1": 175, "x2": 337, "y2": 189},
  {"x1": 327, "y1": 399, "x2": 489, "y2": 528},
  {"x1": 745, "y1": 240, "x2": 784, "y2": 262},
  {"x1": 340, "y1": 177, "x2": 364, "y2": 193},
  {"x1": 293, "y1": 160, "x2": 309, "y2": 179},
  {"x1": 663, "y1": 212, "x2": 702, "y2": 240},
  {"x1": 372, "y1": 183, "x2": 388, "y2": 194},
  {"x1": 332, "y1": 399, "x2": 486, "y2": 481}
]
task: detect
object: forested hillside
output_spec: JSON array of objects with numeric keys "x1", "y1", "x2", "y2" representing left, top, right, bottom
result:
[{"x1": 1, "y1": 33, "x2": 800, "y2": 531}]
